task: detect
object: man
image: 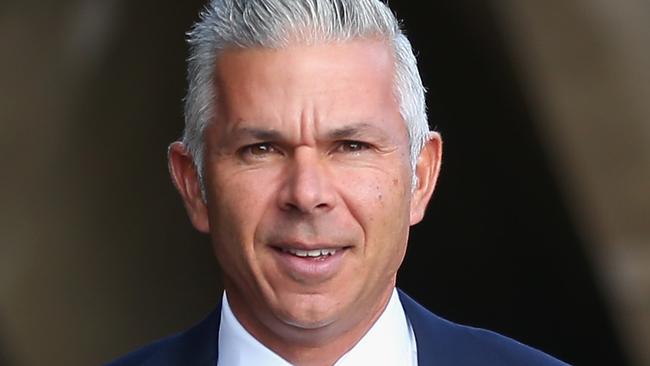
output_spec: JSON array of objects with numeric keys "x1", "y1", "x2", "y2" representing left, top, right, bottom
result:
[{"x1": 108, "y1": 0, "x2": 568, "y2": 365}]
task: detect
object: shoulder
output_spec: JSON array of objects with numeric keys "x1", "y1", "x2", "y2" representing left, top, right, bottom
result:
[
  {"x1": 104, "y1": 308, "x2": 219, "y2": 366},
  {"x1": 436, "y1": 321, "x2": 570, "y2": 366},
  {"x1": 398, "y1": 290, "x2": 570, "y2": 366}
]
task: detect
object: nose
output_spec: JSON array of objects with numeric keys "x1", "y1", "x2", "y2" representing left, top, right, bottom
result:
[{"x1": 278, "y1": 147, "x2": 336, "y2": 214}]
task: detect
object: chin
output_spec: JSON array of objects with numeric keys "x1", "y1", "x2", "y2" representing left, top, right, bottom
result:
[
  {"x1": 282, "y1": 314, "x2": 334, "y2": 330},
  {"x1": 273, "y1": 293, "x2": 341, "y2": 330}
]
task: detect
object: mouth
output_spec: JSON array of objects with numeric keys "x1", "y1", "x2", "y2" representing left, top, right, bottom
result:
[
  {"x1": 279, "y1": 247, "x2": 341, "y2": 258},
  {"x1": 270, "y1": 244, "x2": 352, "y2": 281}
]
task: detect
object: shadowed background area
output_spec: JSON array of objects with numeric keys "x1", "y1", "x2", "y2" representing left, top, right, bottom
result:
[{"x1": 1, "y1": 1, "x2": 648, "y2": 365}]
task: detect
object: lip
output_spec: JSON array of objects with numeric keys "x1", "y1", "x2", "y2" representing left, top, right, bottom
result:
[{"x1": 270, "y1": 243, "x2": 351, "y2": 283}]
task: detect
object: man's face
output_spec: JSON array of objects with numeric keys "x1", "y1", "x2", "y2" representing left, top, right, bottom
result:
[{"x1": 170, "y1": 39, "x2": 440, "y2": 342}]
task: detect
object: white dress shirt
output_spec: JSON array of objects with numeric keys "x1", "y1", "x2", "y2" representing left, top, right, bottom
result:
[{"x1": 217, "y1": 289, "x2": 418, "y2": 366}]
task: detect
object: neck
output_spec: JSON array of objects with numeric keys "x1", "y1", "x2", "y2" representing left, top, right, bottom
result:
[{"x1": 226, "y1": 285, "x2": 395, "y2": 366}]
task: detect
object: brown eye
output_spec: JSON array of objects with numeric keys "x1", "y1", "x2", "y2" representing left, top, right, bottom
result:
[
  {"x1": 248, "y1": 143, "x2": 275, "y2": 155},
  {"x1": 338, "y1": 141, "x2": 370, "y2": 153},
  {"x1": 239, "y1": 143, "x2": 281, "y2": 161}
]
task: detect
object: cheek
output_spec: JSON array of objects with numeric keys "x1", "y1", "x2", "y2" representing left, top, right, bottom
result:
[
  {"x1": 339, "y1": 169, "x2": 411, "y2": 241},
  {"x1": 207, "y1": 172, "x2": 277, "y2": 258}
]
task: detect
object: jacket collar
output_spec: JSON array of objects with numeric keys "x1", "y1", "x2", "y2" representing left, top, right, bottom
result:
[
  {"x1": 157, "y1": 289, "x2": 439, "y2": 366},
  {"x1": 398, "y1": 289, "x2": 446, "y2": 365}
]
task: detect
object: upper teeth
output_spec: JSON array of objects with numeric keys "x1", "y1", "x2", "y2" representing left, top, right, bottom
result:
[{"x1": 282, "y1": 248, "x2": 337, "y2": 257}]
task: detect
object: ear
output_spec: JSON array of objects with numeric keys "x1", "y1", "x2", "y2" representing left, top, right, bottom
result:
[
  {"x1": 409, "y1": 132, "x2": 443, "y2": 225},
  {"x1": 168, "y1": 141, "x2": 210, "y2": 233}
]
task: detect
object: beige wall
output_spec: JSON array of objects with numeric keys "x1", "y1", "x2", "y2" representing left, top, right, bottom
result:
[
  {"x1": 494, "y1": 1, "x2": 650, "y2": 365},
  {"x1": 0, "y1": 1, "x2": 218, "y2": 365}
]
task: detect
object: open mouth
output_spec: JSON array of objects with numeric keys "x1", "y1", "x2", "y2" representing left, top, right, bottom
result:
[
  {"x1": 272, "y1": 246, "x2": 351, "y2": 259},
  {"x1": 270, "y1": 244, "x2": 353, "y2": 279},
  {"x1": 281, "y1": 248, "x2": 338, "y2": 257}
]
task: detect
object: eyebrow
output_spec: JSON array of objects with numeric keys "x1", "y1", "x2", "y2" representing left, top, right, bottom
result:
[
  {"x1": 231, "y1": 127, "x2": 283, "y2": 141},
  {"x1": 327, "y1": 123, "x2": 390, "y2": 142},
  {"x1": 230, "y1": 122, "x2": 390, "y2": 142}
]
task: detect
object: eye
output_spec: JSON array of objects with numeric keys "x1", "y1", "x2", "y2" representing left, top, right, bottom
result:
[
  {"x1": 240, "y1": 143, "x2": 281, "y2": 159},
  {"x1": 336, "y1": 140, "x2": 371, "y2": 153},
  {"x1": 249, "y1": 143, "x2": 275, "y2": 155}
]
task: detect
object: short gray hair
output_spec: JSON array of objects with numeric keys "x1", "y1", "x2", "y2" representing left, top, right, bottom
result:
[{"x1": 182, "y1": 0, "x2": 429, "y2": 182}]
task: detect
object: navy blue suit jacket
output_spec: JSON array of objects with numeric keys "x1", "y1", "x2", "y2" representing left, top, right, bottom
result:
[{"x1": 107, "y1": 290, "x2": 568, "y2": 365}]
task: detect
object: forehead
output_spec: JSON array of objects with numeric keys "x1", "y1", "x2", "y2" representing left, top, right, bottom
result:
[{"x1": 211, "y1": 40, "x2": 405, "y2": 139}]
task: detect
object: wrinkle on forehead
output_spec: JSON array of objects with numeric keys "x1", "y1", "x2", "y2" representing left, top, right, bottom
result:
[{"x1": 211, "y1": 39, "x2": 406, "y2": 147}]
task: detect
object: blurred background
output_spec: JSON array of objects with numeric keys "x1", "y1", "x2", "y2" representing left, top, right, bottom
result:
[{"x1": 1, "y1": 1, "x2": 648, "y2": 365}]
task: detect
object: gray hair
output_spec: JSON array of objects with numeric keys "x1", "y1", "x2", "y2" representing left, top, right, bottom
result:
[{"x1": 182, "y1": 0, "x2": 430, "y2": 186}]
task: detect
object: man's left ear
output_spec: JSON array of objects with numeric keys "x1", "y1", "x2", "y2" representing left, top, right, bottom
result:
[{"x1": 409, "y1": 132, "x2": 443, "y2": 225}]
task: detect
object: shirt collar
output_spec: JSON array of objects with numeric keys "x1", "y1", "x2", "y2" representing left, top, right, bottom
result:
[{"x1": 217, "y1": 289, "x2": 417, "y2": 366}]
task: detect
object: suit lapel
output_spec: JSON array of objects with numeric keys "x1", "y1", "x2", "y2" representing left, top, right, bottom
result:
[
  {"x1": 142, "y1": 302, "x2": 221, "y2": 366},
  {"x1": 399, "y1": 289, "x2": 458, "y2": 366},
  {"x1": 399, "y1": 290, "x2": 437, "y2": 365}
]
